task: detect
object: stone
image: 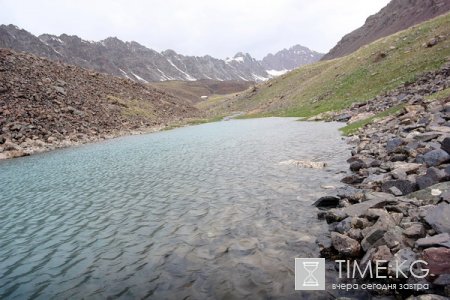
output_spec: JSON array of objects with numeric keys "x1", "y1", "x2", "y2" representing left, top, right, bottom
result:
[
  {"x1": 372, "y1": 245, "x2": 393, "y2": 262},
  {"x1": 361, "y1": 226, "x2": 387, "y2": 252},
  {"x1": 434, "y1": 274, "x2": 450, "y2": 286},
  {"x1": 389, "y1": 186, "x2": 403, "y2": 196},
  {"x1": 416, "y1": 233, "x2": 450, "y2": 248},
  {"x1": 441, "y1": 137, "x2": 450, "y2": 155},
  {"x1": 324, "y1": 209, "x2": 348, "y2": 224},
  {"x1": 407, "y1": 182, "x2": 450, "y2": 205},
  {"x1": 312, "y1": 196, "x2": 340, "y2": 208},
  {"x1": 414, "y1": 132, "x2": 441, "y2": 142},
  {"x1": 403, "y1": 223, "x2": 426, "y2": 238},
  {"x1": 347, "y1": 112, "x2": 375, "y2": 124},
  {"x1": 424, "y1": 203, "x2": 450, "y2": 234},
  {"x1": 331, "y1": 232, "x2": 361, "y2": 257},
  {"x1": 349, "y1": 160, "x2": 365, "y2": 172},
  {"x1": 422, "y1": 247, "x2": 450, "y2": 275},
  {"x1": 417, "y1": 149, "x2": 450, "y2": 167},
  {"x1": 416, "y1": 167, "x2": 445, "y2": 190},
  {"x1": 384, "y1": 226, "x2": 406, "y2": 249},
  {"x1": 381, "y1": 179, "x2": 417, "y2": 196},
  {"x1": 339, "y1": 194, "x2": 396, "y2": 218},
  {"x1": 351, "y1": 217, "x2": 370, "y2": 229},
  {"x1": 278, "y1": 159, "x2": 326, "y2": 169},
  {"x1": 386, "y1": 137, "x2": 403, "y2": 153},
  {"x1": 335, "y1": 217, "x2": 352, "y2": 234},
  {"x1": 335, "y1": 186, "x2": 365, "y2": 202},
  {"x1": 388, "y1": 247, "x2": 417, "y2": 278},
  {"x1": 341, "y1": 174, "x2": 364, "y2": 184},
  {"x1": 347, "y1": 228, "x2": 363, "y2": 241}
]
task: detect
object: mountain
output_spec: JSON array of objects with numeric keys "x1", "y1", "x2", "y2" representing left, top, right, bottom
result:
[
  {"x1": 203, "y1": 12, "x2": 450, "y2": 118},
  {"x1": 0, "y1": 25, "x2": 322, "y2": 82},
  {"x1": 0, "y1": 47, "x2": 200, "y2": 159},
  {"x1": 322, "y1": 0, "x2": 450, "y2": 60},
  {"x1": 261, "y1": 45, "x2": 323, "y2": 75}
]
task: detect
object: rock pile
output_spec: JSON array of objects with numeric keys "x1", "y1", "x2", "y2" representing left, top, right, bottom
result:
[
  {"x1": 0, "y1": 48, "x2": 200, "y2": 159},
  {"x1": 315, "y1": 63, "x2": 450, "y2": 297}
]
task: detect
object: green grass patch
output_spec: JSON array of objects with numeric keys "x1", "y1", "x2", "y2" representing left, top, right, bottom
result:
[
  {"x1": 340, "y1": 104, "x2": 405, "y2": 136},
  {"x1": 204, "y1": 13, "x2": 450, "y2": 119}
]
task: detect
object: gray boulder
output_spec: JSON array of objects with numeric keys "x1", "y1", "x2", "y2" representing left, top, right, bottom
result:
[
  {"x1": 331, "y1": 232, "x2": 361, "y2": 257},
  {"x1": 424, "y1": 203, "x2": 450, "y2": 234},
  {"x1": 416, "y1": 149, "x2": 450, "y2": 166}
]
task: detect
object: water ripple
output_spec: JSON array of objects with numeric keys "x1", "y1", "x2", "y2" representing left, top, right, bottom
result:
[{"x1": 0, "y1": 118, "x2": 349, "y2": 299}]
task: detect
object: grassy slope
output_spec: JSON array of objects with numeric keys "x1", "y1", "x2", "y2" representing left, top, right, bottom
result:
[{"x1": 207, "y1": 12, "x2": 450, "y2": 118}]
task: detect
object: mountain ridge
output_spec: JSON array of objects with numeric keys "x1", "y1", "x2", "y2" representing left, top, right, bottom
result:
[
  {"x1": 322, "y1": 0, "x2": 450, "y2": 60},
  {"x1": 0, "y1": 24, "x2": 323, "y2": 82}
]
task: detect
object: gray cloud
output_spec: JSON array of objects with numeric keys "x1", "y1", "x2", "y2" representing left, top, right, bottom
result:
[{"x1": 0, "y1": 0, "x2": 390, "y2": 59}]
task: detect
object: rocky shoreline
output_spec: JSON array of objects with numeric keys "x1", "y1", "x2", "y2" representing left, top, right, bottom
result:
[
  {"x1": 0, "y1": 48, "x2": 201, "y2": 160},
  {"x1": 314, "y1": 63, "x2": 450, "y2": 298}
]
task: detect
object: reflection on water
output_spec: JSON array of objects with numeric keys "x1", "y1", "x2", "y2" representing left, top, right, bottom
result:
[{"x1": 0, "y1": 118, "x2": 348, "y2": 299}]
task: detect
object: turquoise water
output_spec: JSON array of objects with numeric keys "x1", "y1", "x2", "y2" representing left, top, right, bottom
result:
[{"x1": 0, "y1": 118, "x2": 348, "y2": 299}]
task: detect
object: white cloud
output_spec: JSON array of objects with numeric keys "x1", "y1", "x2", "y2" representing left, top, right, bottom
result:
[{"x1": 0, "y1": 0, "x2": 390, "y2": 59}]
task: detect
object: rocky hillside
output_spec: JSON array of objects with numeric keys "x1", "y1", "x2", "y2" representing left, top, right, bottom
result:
[
  {"x1": 0, "y1": 25, "x2": 322, "y2": 82},
  {"x1": 322, "y1": 0, "x2": 450, "y2": 60},
  {"x1": 206, "y1": 12, "x2": 450, "y2": 118},
  {"x1": 261, "y1": 44, "x2": 323, "y2": 74},
  {"x1": 0, "y1": 48, "x2": 200, "y2": 159}
]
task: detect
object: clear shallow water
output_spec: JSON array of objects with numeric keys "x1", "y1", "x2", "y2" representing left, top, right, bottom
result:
[{"x1": 0, "y1": 118, "x2": 349, "y2": 299}]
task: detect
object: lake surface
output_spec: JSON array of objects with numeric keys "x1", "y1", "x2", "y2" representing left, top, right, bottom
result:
[{"x1": 0, "y1": 118, "x2": 349, "y2": 299}]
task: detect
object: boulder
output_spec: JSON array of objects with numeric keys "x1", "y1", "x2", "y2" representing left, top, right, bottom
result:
[
  {"x1": 313, "y1": 196, "x2": 340, "y2": 208},
  {"x1": 388, "y1": 247, "x2": 417, "y2": 278},
  {"x1": 416, "y1": 233, "x2": 450, "y2": 248},
  {"x1": 424, "y1": 203, "x2": 450, "y2": 234},
  {"x1": 372, "y1": 245, "x2": 393, "y2": 262},
  {"x1": 422, "y1": 247, "x2": 450, "y2": 275},
  {"x1": 403, "y1": 223, "x2": 426, "y2": 238},
  {"x1": 331, "y1": 232, "x2": 361, "y2": 257},
  {"x1": 341, "y1": 174, "x2": 364, "y2": 184},
  {"x1": 407, "y1": 182, "x2": 450, "y2": 205},
  {"x1": 416, "y1": 149, "x2": 450, "y2": 167},
  {"x1": 416, "y1": 167, "x2": 445, "y2": 190},
  {"x1": 441, "y1": 137, "x2": 450, "y2": 155},
  {"x1": 381, "y1": 179, "x2": 417, "y2": 196},
  {"x1": 386, "y1": 137, "x2": 403, "y2": 153},
  {"x1": 335, "y1": 217, "x2": 353, "y2": 234}
]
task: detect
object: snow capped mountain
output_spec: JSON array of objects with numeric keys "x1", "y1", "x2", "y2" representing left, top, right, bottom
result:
[{"x1": 0, "y1": 24, "x2": 323, "y2": 82}]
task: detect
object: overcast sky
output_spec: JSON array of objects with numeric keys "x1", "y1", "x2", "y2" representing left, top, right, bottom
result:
[{"x1": 0, "y1": 0, "x2": 390, "y2": 59}]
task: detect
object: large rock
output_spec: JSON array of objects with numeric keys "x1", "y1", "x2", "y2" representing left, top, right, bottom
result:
[
  {"x1": 407, "y1": 182, "x2": 450, "y2": 205},
  {"x1": 424, "y1": 203, "x2": 450, "y2": 234},
  {"x1": 381, "y1": 179, "x2": 417, "y2": 196},
  {"x1": 403, "y1": 223, "x2": 426, "y2": 238},
  {"x1": 441, "y1": 137, "x2": 450, "y2": 154},
  {"x1": 416, "y1": 233, "x2": 450, "y2": 248},
  {"x1": 313, "y1": 196, "x2": 340, "y2": 208},
  {"x1": 331, "y1": 232, "x2": 361, "y2": 257},
  {"x1": 422, "y1": 247, "x2": 450, "y2": 275},
  {"x1": 386, "y1": 137, "x2": 404, "y2": 153},
  {"x1": 388, "y1": 247, "x2": 417, "y2": 278},
  {"x1": 416, "y1": 149, "x2": 450, "y2": 166},
  {"x1": 416, "y1": 167, "x2": 445, "y2": 190}
]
